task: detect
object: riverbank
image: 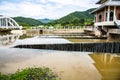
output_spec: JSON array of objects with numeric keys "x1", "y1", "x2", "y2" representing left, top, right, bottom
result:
[
  {"x1": 0, "y1": 28, "x2": 12, "y2": 32},
  {"x1": 11, "y1": 30, "x2": 26, "y2": 34},
  {"x1": 0, "y1": 67, "x2": 57, "y2": 80}
]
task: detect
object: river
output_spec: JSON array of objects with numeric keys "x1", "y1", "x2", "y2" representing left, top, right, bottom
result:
[{"x1": 0, "y1": 32, "x2": 120, "y2": 80}]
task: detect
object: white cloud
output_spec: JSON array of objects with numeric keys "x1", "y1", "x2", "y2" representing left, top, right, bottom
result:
[
  {"x1": 0, "y1": 0, "x2": 98, "y2": 19},
  {"x1": 0, "y1": 1, "x2": 45, "y2": 17},
  {"x1": 18, "y1": 2, "x2": 45, "y2": 17},
  {"x1": 48, "y1": 0, "x2": 97, "y2": 8}
]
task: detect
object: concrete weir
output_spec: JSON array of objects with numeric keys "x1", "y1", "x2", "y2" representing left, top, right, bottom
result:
[{"x1": 14, "y1": 42, "x2": 120, "y2": 53}]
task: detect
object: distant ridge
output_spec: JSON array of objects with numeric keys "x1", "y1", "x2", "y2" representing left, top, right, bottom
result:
[{"x1": 39, "y1": 18, "x2": 53, "y2": 23}]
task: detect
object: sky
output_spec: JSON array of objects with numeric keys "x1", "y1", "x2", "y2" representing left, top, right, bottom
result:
[{"x1": 0, "y1": 0, "x2": 98, "y2": 19}]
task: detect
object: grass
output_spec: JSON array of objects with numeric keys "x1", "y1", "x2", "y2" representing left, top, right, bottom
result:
[{"x1": 0, "y1": 67, "x2": 57, "y2": 80}]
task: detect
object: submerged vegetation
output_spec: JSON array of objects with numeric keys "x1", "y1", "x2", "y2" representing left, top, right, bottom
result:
[{"x1": 0, "y1": 67, "x2": 57, "y2": 80}]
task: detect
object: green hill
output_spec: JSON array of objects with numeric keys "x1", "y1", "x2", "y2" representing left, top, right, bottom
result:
[
  {"x1": 47, "y1": 8, "x2": 96, "y2": 26},
  {"x1": 57, "y1": 8, "x2": 95, "y2": 22},
  {"x1": 12, "y1": 8, "x2": 96, "y2": 28},
  {"x1": 13, "y1": 17, "x2": 43, "y2": 26}
]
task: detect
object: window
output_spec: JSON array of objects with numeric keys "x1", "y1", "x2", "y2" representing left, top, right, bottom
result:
[
  {"x1": 98, "y1": 14, "x2": 102, "y2": 22},
  {"x1": 94, "y1": 15, "x2": 96, "y2": 22},
  {"x1": 118, "y1": 14, "x2": 120, "y2": 20},
  {"x1": 105, "y1": 12, "x2": 108, "y2": 21},
  {"x1": 110, "y1": 11, "x2": 114, "y2": 21}
]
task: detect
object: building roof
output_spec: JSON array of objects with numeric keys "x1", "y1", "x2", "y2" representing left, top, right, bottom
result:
[
  {"x1": 96, "y1": 0, "x2": 108, "y2": 4},
  {"x1": 91, "y1": 0, "x2": 120, "y2": 14},
  {"x1": 96, "y1": 1, "x2": 101, "y2": 4}
]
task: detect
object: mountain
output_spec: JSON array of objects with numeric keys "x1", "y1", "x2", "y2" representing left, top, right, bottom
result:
[
  {"x1": 39, "y1": 18, "x2": 53, "y2": 23},
  {"x1": 13, "y1": 8, "x2": 96, "y2": 27},
  {"x1": 13, "y1": 17, "x2": 43, "y2": 26},
  {"x1": 47, "y1": 8, "x2": 96, "y2": 26},
  {"x1": 56, "y1": 8, "x2": 95, "y2": 23}
]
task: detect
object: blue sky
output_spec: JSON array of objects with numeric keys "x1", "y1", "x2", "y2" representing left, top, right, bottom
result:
[{"x1": 0, "y1": 0, "x2": 98, "y2": 19}]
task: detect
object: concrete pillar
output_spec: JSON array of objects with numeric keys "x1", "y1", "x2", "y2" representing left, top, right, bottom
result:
[
  {"x1": 3, "y1": 19, "x2": 5, "y2": 27},
  {"x1": 114, "y1": 6, "x2": 116, "y2": 21},
  {"x1": 0, "y1": 19, "x2": 1, "y2": 26},
  {"x1": 1, "y1": 19, "x2": 2, "y2": 26},
  {"x1": 4, "y1": 19, "x2": 6, "y2": 27},
  {"x1": 107, "y1": 6, "x2": 110, "y2": 21},
  {"x1": 3, "y1": 19, "x2": 5, "y2": 26},
  {"x1": 2, "y1": 19, "x2": 4, "y2": 27},
  {"x1": 104, "y1": 8, "x2": 106, "y2": 21},
  {"x1": 6, "y1": 18, "x2": 8, "y2": 26},
  {"x1": 2, "y1": 18, "x2": 5, "y2": 26}
]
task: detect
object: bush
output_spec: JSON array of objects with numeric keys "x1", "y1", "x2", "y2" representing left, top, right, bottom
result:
[{"x1": 0, "y1": 67, "x2": 57, "y2": 80}]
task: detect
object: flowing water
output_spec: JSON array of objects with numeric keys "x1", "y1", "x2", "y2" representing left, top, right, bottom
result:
[{"x1": 0, "y1": 33, "x2": 120, "y2": 80}]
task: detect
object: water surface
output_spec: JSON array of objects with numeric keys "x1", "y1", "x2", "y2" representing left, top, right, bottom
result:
[{"x1": 0, "y1": 33, "x2": 120, "y2": 80}]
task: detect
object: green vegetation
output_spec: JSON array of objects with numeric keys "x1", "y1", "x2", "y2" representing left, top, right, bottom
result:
[
  {"x1": 19, "y1": 34, "x2": 33, "y2": 39},
  {"x1": 45, "y1": 8, "x2": 96, "y2": 28},
  {"x1": 12, "y1": 8, "x2": 96, "y2": 29},
  {"x1": 13, "y1": 17, "x2": 43, "y2": 29},
  {"x1": 0, "y1": 67, "x2": 57, "y2": 80},
  {"x1": 0, "y1": 28, "x2": 12, "y2": 32}
]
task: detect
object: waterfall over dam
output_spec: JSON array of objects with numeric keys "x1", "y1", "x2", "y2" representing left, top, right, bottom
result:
[{"x1": 14, "y1": 42, "x2": 120, "y2": 53}]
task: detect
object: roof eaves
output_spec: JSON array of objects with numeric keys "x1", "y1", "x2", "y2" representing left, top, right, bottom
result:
[
  {"x1": 90, "y1": 5, "x2": 106, "y2": 14},
  {"x1": 90, "y1": 0, "x2": 109, "y2": 14},
  {"x1": 106, "y1": 1, "x2": 120, "y2": 6},
  {"x1": 96, "y1": 0, "x2": 101, "y2": 4}
]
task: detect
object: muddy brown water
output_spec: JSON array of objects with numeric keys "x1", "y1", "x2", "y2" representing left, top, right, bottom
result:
[{"x1": 0, "y1": 33, "x2": 120, "y2": 80}]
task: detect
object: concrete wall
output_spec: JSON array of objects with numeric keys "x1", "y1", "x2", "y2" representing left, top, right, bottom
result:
[
  {"x1": 94, "y1": 6, "x2": 120, "y2": 22},
  {"x1": 116, "y1": 7, "x2": 120, "y2": 20},
  {"x1": 84, "y1": 30, "x2": 95, "y2": 36},
  {"x1": 14, "y1": 42, "x2": 120, "y2": 53},
  {"x1": 108, "y1": 33, "x2": 120, "y2": 41},
  {"x1": 95, "y1": 8, "x2": 105, "y2": 22},
  {"x1": 26, "y1": 29, "x2": 84, "y2": 35}
]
